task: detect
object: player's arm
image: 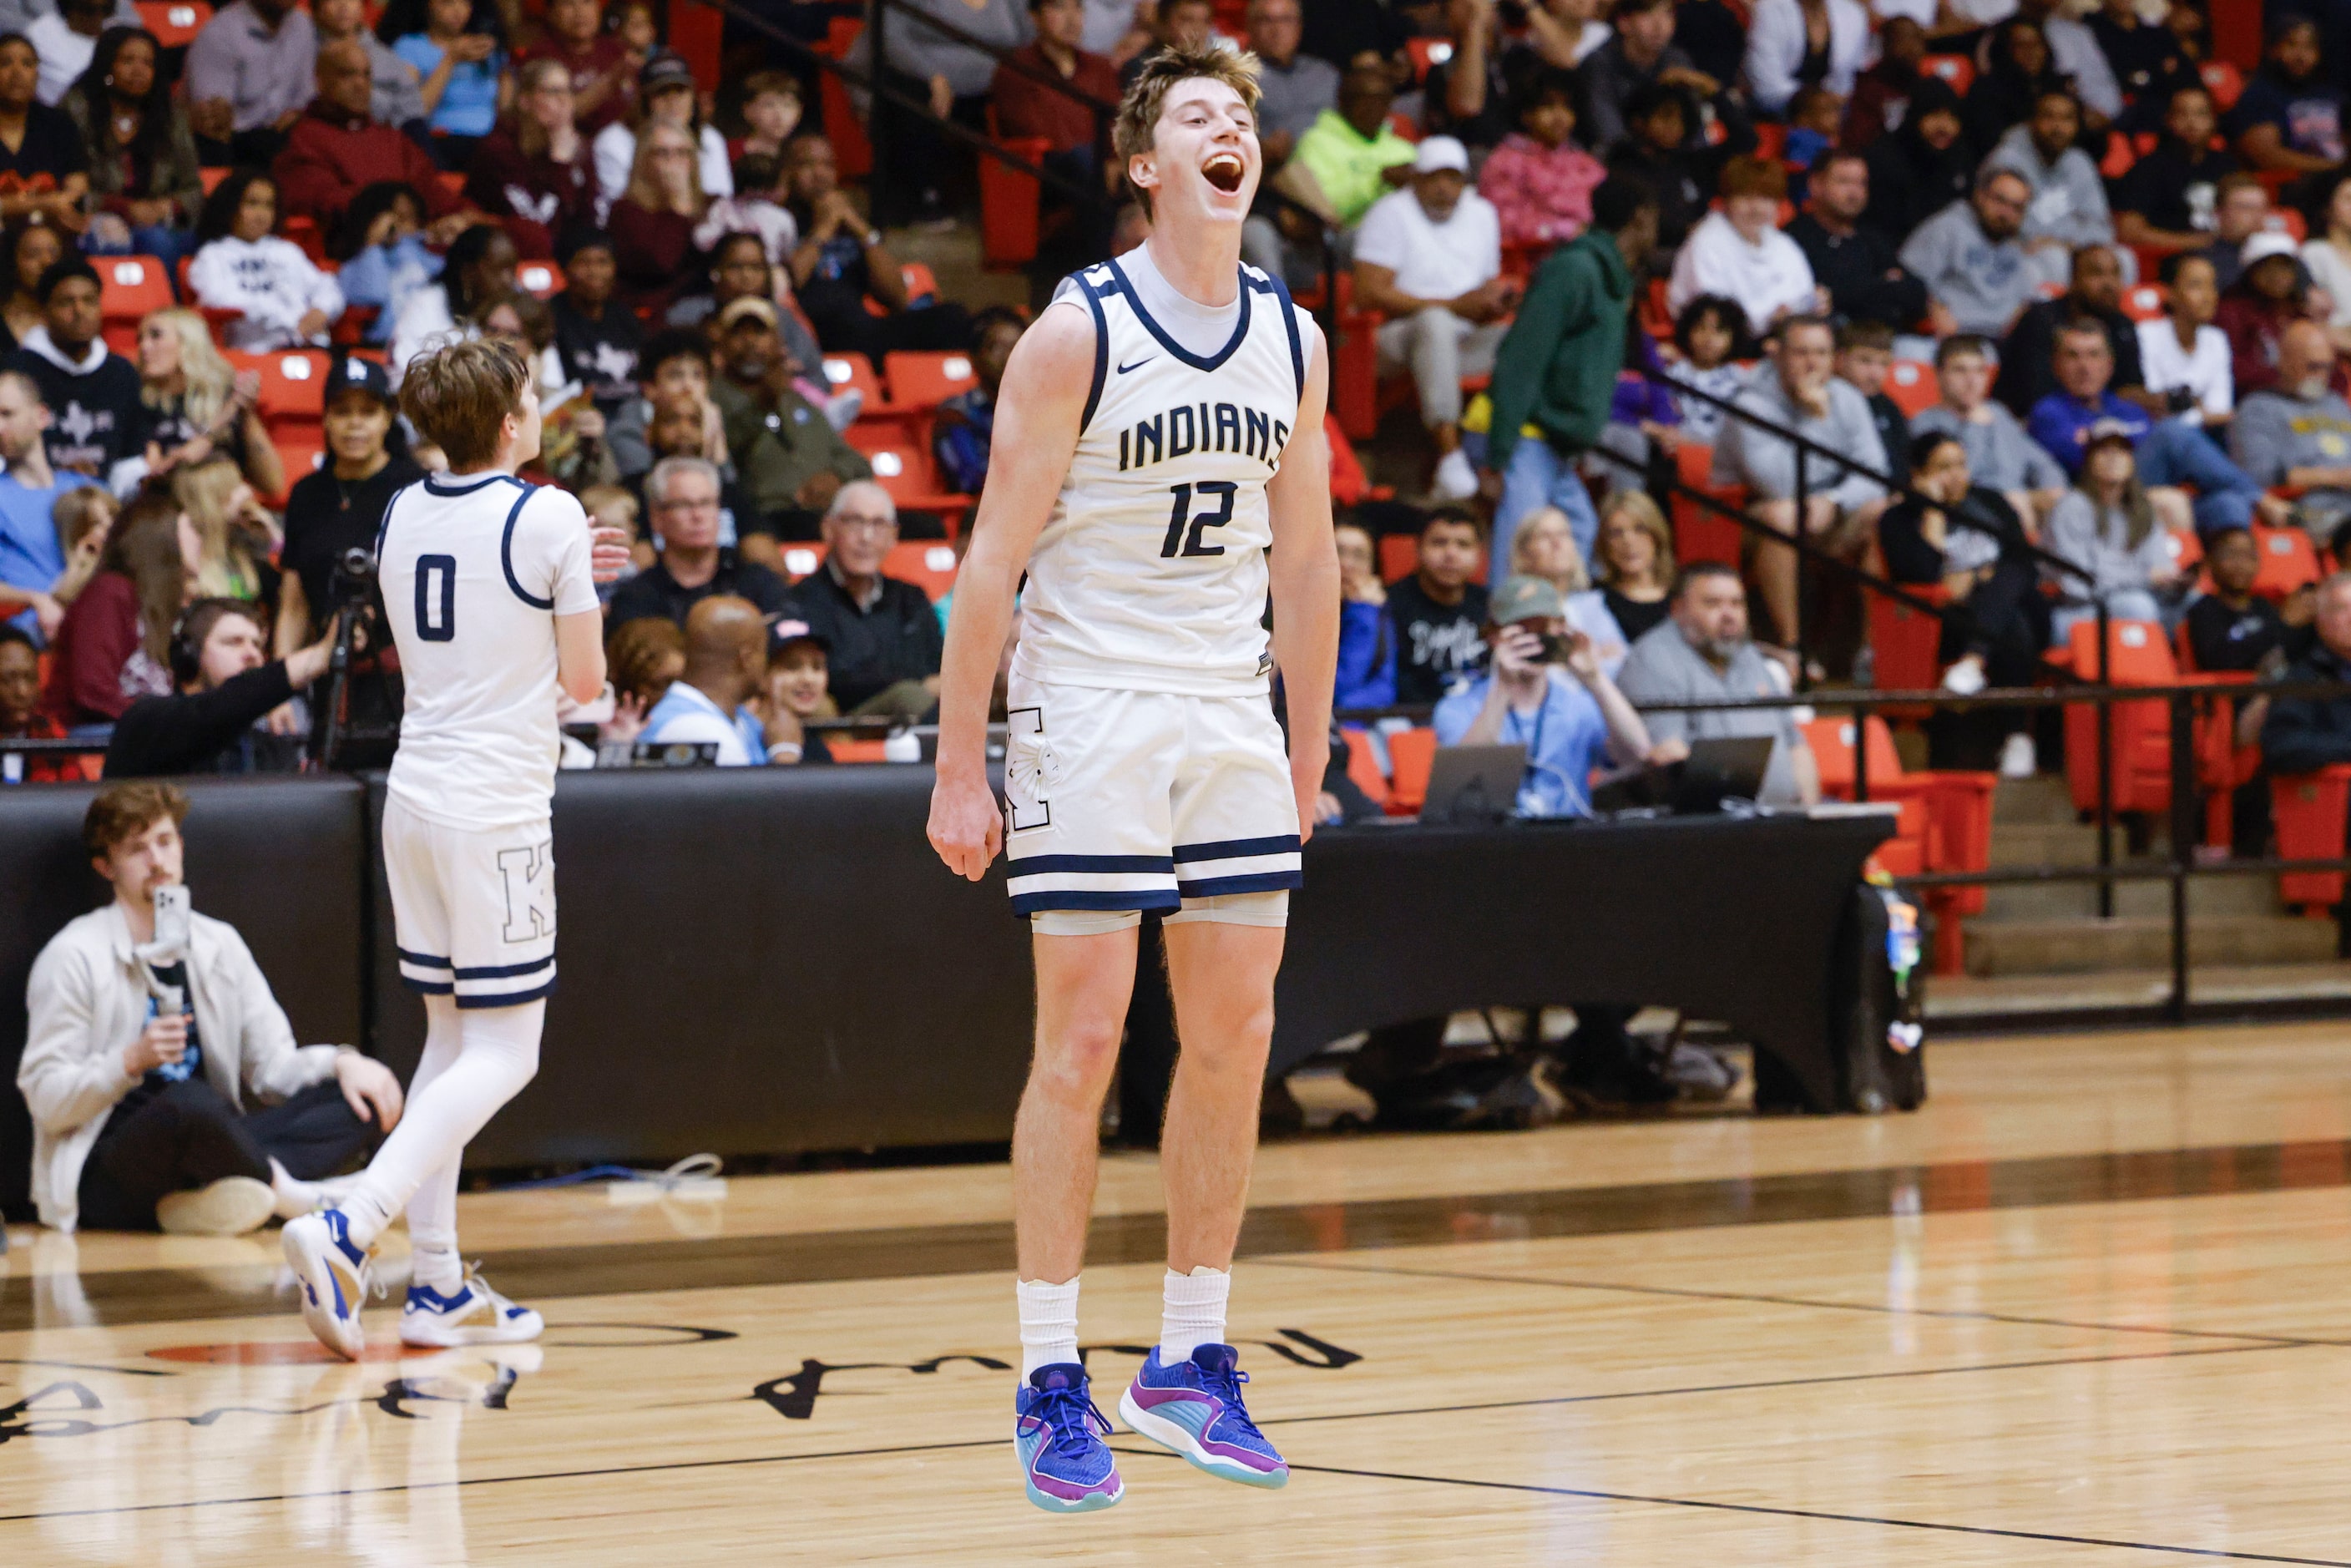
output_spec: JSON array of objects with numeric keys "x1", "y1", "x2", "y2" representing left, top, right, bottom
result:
[
  {"x1": 1266, "y1": 319, "x2": 1340, "y2": 844},
  {"x1": 926, "y1": 302, "x2": 1095, "y2": 882},
  {"x1": 554, "y1": 609, "x2": 606, "y2": 706}
]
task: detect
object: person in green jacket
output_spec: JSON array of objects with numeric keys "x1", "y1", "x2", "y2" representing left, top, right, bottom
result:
[{"x1": 1482, "y1": 176, "x2": 1660, "y2": 574}]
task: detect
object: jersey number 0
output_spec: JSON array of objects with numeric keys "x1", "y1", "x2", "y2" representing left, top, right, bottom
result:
[
  {"x1": 415, "y1": 554, "x2": 458, "y2": 642},
  {"x1": 1160, "y1": 482, "x2": 1236, "y2": 559}
]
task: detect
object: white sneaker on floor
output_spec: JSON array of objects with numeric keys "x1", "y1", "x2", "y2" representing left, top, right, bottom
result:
[
  {"x1": 1939, "y1": 655, "x2": 1987, "y2": 695},
  {"x1": 157, "y1": 1176, "x2": 276, "y2": 1237},
  {"x1": 282, "y1": 1208, "x2": 374, "y2": 1360},
  {"x1": 1430, "y1": 449, "x2": 1479, "y2": 500},
  {"x1": 2000, "y1": 731, "x2": 2038, "y2": 778},
  {"x1": 401, "y1": 1270, "x2": 545, "y2": 1348}
]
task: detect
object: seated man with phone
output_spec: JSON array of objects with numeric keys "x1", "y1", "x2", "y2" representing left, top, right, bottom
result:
[
  {"x1": 17, "y1": 783, "x2": 403, "y2": 1236},
  {"x1": 1430, "y1": 574, "x2": 1676, "y2": 819}
]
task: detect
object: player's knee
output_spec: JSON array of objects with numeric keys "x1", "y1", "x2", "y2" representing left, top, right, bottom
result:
[{"x1": 1033, "y1": 1019, "x2": 1125, "y2": 1096}]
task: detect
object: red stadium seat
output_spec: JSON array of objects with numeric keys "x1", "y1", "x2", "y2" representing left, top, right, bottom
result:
[
  {"x1": 817, "y1": 15, "x2": 872, "y2": 180},
  {"x1": 1805, "y1": 714, "x2": 1996, "y2": 972},
  {"x1": 1920, "y1": 53, "x2": 1974, "y2": 95},
  {"x1": 778, "y1": 542, "x2": 828, "y2": 579},
  {"x1": 844, "y1": 419, "x2": 974, "y2": 524},
  {"x1": 515, "y1": 260, "x2": 564, "y2": 298},
  {"x1": 200, "y1": 165, "x2": 230, "y2": 193},
  {"x1": 99, "y1": 256, "x2": 172, "y2": 355},
  {"x1": 1385, "y1": 727, "x2": 1436, "y2": 816},
  {"x1": 1403, "y1": 35, "x2": 1451, "y2": 83},
  {"x1": 2250, "y1": 523, "x2": 2322, "y2": 601},
  {"x1": 2199, "y1": 58, "x2": 2244, "y2": 111},
  {"x1": 2274, "y1": 765, "x2": 2351, "y2": 910},
  {"x1": 1866, "y1": 583, "x2": 1949, "y2": 711},
  {"x1": 1341, "y1": 729, "x2": 1390, "y2": 808},
  {"x1": 2121, "y1": 284, "x2": 2166, "y2": 322},
  {"x1": 882, "y1": 350, "x2": 979, "y2": 412},
  {"x1": 227, "y1": 349, "x2": 330, "y2": 436},
  {"x1": 883, "y1": 539, "x2": 959, "y2": 600},
  {"x1": 1671, "y1": 442, "x2": 1745, "y2": 568},
  {"x1": 137, "y1": 0, "x2": 208, "y2": 46},
  {"x1": 263, "y1": 431, "x2": 325, "y2": 507},
  {"x1": 979, "y1": 134, "x2": 1049, "y2": 269},
  {"x1": 1883, "y1": 359, "x2": 1937, "y2": 417},
  {"x1": 821, "y1": 352, "x2": 885, "y2": 408},
  {"x1": 2172, "y1": 621, "x2": 2261, "y2": 852},
  {"x1": 1378, "y1": 533, "x2": 1417, "y2": 583}
]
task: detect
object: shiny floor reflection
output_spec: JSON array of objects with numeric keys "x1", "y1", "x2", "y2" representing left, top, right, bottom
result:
[{"x1": 7, "y1": 1024, "x2": 2351, "y2": 1564}]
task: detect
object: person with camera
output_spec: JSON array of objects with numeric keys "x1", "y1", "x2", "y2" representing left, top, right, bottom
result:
[
  {"x1": 18, "y1": 781, "x2": 402, "y2": 1234},
  {"x1": 1431, "y1": 573, "x2": 1667, "y2": 820},
  {"x1": 104, "y1": 598, "x2": 339, "y2": 776},
  {"x1": 275, "y1": 356, "x2": 422, "y2": 766}
]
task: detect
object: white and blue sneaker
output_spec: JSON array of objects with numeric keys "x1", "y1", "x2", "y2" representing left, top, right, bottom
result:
[
  {"x1": 281, "y1": 1207, "x2": 374, "y2": 1360},
  {"x1": 400, "y1": 1270, "x2": 545, "y2": 1348}
]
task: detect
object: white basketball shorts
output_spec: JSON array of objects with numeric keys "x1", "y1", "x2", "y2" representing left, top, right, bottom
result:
[
  {"x1": 1003, "y1": 673, "x2": 1302, "y2": 918},
  {"x1": 385, "y1": 797, "x2": 559, "y2": 1009}
]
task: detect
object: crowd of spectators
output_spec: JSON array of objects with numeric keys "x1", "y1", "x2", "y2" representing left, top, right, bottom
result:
[{"x1": 0, "y1": 0, "x2": 2343, "y2": 853}]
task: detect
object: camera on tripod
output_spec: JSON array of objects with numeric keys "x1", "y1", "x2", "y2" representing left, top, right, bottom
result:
[{"x1": 329, "y1": 546, "x2": 377, "y2": 604}]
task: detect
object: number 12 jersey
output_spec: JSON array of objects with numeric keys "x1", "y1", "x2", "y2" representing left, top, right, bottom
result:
[{"x1": 1015, "y1": 255, "x2": 1307, "y2": 701}]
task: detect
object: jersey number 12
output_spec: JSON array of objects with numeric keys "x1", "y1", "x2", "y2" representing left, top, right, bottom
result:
[{"x1": 1160, "y1": 482, "x2": 1235, "y2": 559}]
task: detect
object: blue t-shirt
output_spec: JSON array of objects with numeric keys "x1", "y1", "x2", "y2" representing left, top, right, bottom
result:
[
  {"x1": 0, "y1": 468, "x2": 96, "y2": 639},
  {"x1": 641, "y1": 680, "x2": 766, "y2": 764},
  {"x1": 393, "y1": 35, "x2": 504, "y2": 136},
  {"x1": 1432, "y1": 671, "x2": 1611, "y2": 819},
  {"x1": 2025, "y1": 392, "x2": 2150, "y2": 478}
]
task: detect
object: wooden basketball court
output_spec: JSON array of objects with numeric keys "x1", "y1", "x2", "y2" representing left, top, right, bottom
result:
[{"x1": 8, "y1": 1022, "x2": 2351, "y2": 1563}]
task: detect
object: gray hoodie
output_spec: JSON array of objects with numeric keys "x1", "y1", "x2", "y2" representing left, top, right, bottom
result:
[
  {"x1": 1899, "y1": 200, "x2": 2038, "y2": 338},
  {"x1": 1985, "y1": 125, "x2": 2113, "y2": 250},
  {"x1": 1911, "y1": 402, "x2": 2069, "y2": 495}
]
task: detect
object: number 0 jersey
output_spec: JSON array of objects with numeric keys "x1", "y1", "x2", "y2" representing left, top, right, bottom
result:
[
  {"x1": 377, "y1": 472, "x2": 599, "y2": 830},
  {"x1": 1014, "y1": 255, "x2": 1307, "y2": 700}
]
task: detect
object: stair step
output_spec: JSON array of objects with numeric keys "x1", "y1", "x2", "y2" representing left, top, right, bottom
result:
[
  {"x1": 1989, "y1": 822, "x2": 2103, "y2": 867},
  {"x1": 1992, "y1": 774, "x2": 2081, "y2": 824},
  {"x1": 1979, "y1": 872, "x2": 2283, "y2": 922},
  {"x1": 1962, "y1": 915, "x2": 2338, "y2": 977}
]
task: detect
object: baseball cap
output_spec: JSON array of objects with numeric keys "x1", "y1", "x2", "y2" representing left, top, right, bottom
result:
[
  {"x1": 1413, "y1": 135, "x2": 1469, "y2": 176},
  {"x1": 327, "y1": 352, "x2": 392, "y2": 407},
  {"x1": 2242, "y1": 230, "x2": 2300, "y2": 268},
  {"x1": 771, "y1": 617, "x2": 830, "y2": 654},
  {"x1": 1489, "y1": 574, "x2": 1565, "y2": 626},
  {"x1": 640, "y1": 51, "x2": 695, "y2": 94},
  {"x1": 717, "y1": 296, "x2": 778, "y2": 331}
]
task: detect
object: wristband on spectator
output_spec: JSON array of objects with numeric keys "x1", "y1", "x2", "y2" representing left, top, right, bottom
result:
[{"x1": 766, "y1": 741, "x2": 803, "y2": 762}]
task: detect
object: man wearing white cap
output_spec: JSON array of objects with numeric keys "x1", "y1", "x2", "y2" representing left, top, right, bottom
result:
[{"x1": 1351, "y1": 134, "x2": 1512, "y2": 500}]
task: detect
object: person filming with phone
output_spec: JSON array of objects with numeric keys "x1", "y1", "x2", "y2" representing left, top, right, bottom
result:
[
  {"x1": 1432, "y1": 573, "x2": 1671, "y2": 819},
  {"x1": 16, "y1": 782, "x2": 403, "y2": 1236}
]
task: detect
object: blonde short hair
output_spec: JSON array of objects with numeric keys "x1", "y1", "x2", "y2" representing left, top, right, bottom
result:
[
  {"x1": 1114, "y1": 43, "x2": 1261, "y2": 218},
  {"x1": 400, "y1": 337, "x2": 529, "y2": 470}
]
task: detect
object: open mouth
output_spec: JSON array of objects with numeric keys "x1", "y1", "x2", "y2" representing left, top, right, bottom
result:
[{"x1": 1202, "y1": 153, "x2": 1245, "y2": 194}]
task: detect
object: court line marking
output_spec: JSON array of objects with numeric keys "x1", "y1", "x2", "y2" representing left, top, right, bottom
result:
[
  {"x1": 0, "y1": 1343, "x2": 2300, "y2": 1524},
  {"x1": 1216, "y1": 1454, "x2": 2351, "y2": 1567},
  {"x1": 1260, "y1": 1257, "x2": 2332, "y2": 1348}
]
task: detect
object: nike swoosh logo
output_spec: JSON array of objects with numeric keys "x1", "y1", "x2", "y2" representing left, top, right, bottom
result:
[{"x1": 1117, "y1": 356, "x2": 1156, "y2": 374}]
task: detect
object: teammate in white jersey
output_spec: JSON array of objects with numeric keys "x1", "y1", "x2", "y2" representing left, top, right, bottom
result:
[
  {"x1": 283, "y1": 338, "x2": 626, "y2": 1358},
  {"x1": 927, "y1": 45, "x2": 1339, "y2": 1510}
]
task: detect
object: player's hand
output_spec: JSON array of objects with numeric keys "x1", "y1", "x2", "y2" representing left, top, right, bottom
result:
[
  {"x1": 1291, "y1": 754, "x2": 1322, "y2": 847},
  {"x1": 335, "y1": 1051, "x2": 405, "y2": 1130},
  {"x1": 589, "y1": 524, "x2": 631, "y2": 583},
  {"x1": 928, "y1": 770, "x2": 1003, "y2": 880}
]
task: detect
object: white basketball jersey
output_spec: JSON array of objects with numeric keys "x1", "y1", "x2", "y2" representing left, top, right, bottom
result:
[
  {"x1": 377, "y1": 471, "x2": 598, "y2": 829},
  {"x1": 1014, "y1": 255, "x2": 1306, "y2": 698}
]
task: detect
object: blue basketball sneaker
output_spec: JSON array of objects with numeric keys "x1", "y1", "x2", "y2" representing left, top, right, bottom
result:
[
  {"x1": 1117, "y1": 1343, "x2": 1288, "y2": 1488},
  {"x1": 281, "y1": 1206, "x2": 373, "y2": 1361},
  {"x1": 1014, "y1": 1363, "x2": 1123, "y2": 1512}
]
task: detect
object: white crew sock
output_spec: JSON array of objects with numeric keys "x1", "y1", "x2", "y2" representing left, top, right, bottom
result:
[
  {"x1": 1160, "y1": 1266, "x2": 1231, "y2": 1363},
  {"x1": 1017, "y1": 1276, "x2": 1081, "y2": 1378},
  {"x1": 268, "y1": 1160, "x2": 324, "y2": 1221}
]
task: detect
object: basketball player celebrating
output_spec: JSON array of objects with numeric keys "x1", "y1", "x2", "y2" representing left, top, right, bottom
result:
[
  {"x1": 283, "y1": 338, "x2": 626, "y2": 1358},
  {"x1": 928, "y1": 46, "x2": 1339, "y2": 1511}
]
